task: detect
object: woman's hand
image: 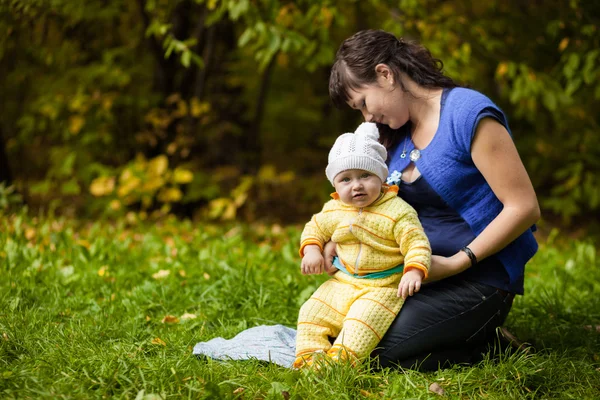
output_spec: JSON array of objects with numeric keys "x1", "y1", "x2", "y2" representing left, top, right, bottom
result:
[{"x1": 323, "y1": 241, "x2": 338, "y2": 276}]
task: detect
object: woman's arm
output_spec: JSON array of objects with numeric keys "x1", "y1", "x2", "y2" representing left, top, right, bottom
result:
[
  {"x1": 425, "y1": 117, "x2": 541, "y2": 282},
  {"x1": 323, "y1": 240, "x2": 338, "y2": 275}
]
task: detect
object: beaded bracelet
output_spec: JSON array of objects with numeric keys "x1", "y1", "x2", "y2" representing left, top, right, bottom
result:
[{"x1": 461, "y1": 246, "x2": 478, "y2": 267}]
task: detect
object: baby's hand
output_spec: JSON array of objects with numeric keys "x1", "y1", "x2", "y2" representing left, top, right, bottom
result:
[
  {"x1": 301, "y1": 248, "x2": 324, "y2": 275},
  {"x1": 398, "y1": 268, "x2": 424, "y2": 299}
]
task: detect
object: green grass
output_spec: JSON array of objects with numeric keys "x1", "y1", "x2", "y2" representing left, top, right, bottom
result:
[{"x1": 1, "y1": 211, "x2": 599, "y2": 399}]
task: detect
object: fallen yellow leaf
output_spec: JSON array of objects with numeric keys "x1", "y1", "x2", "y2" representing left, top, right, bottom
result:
[
  {"x1": 180, "y1": 313, "x2": 197, "y2": 320},
  {"x1": 25, "y1": 228, "x2": 36, "y2": 241},
  {"x1": 161, "y1": 315, "x2": 180, "y2": 324},
  {"x1": 145, "y1": 315, "x2": 151, "y2": 322},
  {"x1": 178, "y1": 270, "x2": 186, "y2": 277},
  {"x1": 151, "y1": 337, "x2": 166, "y2": 346},
  {"x1": 203, "y1": 272, "x2": 210, "y2": 280},
  {"x1": 152, "y1": 269, "x2": 170, "y2": 279}
]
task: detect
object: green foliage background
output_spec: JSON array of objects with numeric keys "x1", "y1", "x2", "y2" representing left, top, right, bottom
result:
[{"x1": 1, "y1": 0, "x2": 599, "y2": 228}]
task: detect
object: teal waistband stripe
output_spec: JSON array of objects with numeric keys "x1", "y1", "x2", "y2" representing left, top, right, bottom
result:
[{"x1": 333, "y1": 257, "x2": 404, "y2": 279}]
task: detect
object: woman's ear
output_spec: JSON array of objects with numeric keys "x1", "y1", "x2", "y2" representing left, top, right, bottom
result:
[{"x1": 375, "y1": 63, "x2": 394, "y2": 85}]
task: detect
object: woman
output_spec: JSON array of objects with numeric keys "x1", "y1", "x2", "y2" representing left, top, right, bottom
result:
[{"x1": 325, "y1": 29, "x2": 540, "y2": 370}]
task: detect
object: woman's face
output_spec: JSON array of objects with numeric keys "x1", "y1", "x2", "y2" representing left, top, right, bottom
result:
[{"x1": 345, "y1": 66, "x2": 410, "y2": 130}]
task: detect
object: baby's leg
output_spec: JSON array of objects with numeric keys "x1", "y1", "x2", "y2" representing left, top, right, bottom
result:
[
  {"x1": 294, "y1": 278, "x2": 356, "y2": 368},
  {"x1": 330, "y1": 286, "x2": 403, "y2": 364}
]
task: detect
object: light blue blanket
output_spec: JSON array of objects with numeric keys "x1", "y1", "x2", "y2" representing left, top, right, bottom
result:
[{"x1": 193, "y1": 325, "x2": 297, "y2": 368}]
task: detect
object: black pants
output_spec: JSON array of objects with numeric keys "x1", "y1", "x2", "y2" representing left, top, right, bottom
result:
[{"x1": 371, "y1": 276, "x2": 514, "y2": 371}]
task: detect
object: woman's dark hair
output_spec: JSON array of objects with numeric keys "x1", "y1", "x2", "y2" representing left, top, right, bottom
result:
[{"x1": 329, "y1": 29, "x2": 457, "y2": 149}]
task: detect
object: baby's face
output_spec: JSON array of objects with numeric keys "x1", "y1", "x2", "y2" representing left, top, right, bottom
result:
[{"x1": 333, "y1": 169, "x2": 382, "y2": 207}]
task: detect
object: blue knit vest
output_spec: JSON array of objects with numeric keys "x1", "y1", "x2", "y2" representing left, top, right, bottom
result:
[{"x1": 387, "y1": 87, "x2": 537, "y2": 292}]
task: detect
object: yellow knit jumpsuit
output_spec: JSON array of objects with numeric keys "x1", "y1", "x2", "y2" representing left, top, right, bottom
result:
[{"x1": 294, "y1": 185, "x2": 431, "y2": 368}]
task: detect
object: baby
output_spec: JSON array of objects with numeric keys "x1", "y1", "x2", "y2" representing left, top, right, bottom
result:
[{"x1": 294, "y1": 122, "x2": 431, "y2": 368}]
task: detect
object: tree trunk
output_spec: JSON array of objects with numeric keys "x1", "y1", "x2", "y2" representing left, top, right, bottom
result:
[
  {"x1": 241, "y1": 53, "x2": 278, "y2": 173},
  {"x1": 136, "y1": 0, "x2": 179, "y2": 96},
  {"x1": 137, "y1": 0, "x2": 193, "y2": 157},
  {"x1": 194, "y1": 23, "x2": 216, "y2": 100},
  {"x1": 180, "y1": 5, "x2": 208, "y2": 100},
  {"x1": 0, "y1": 126, "x2": 12, "y2": 185}
]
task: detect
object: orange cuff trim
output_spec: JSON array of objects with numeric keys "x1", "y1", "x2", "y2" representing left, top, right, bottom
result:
[
  {"x1": 299, "y1": 240, "x2": 323, "y2": 257},
  {"x1": 403, "y1": 263, "x2": 429, "y2": 279}
]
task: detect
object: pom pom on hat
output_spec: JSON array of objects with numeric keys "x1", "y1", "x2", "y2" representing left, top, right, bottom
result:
[
  {"x1": 325, "y1": 122, "x2": 389, "y2": 185},
  {"x1": 354, "y1": 122, "x2": 380, "y2": 141}
]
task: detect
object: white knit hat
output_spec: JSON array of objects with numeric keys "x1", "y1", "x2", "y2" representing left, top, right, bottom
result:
[{"x1": 325, "y1": 122, "x2": 389, "y2": 185}]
